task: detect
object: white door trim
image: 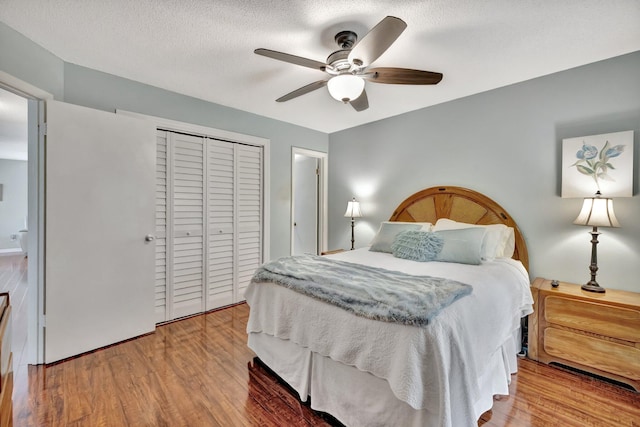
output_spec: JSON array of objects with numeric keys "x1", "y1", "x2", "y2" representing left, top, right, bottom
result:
[
  {"x1": 291, "y1": 147, "x2": 328, "y2": 255},
  {"x1": 0, "y1": 71, "x2": 54, "y2": 101}
]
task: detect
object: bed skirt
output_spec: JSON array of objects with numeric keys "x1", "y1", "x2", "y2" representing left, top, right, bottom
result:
[{"x1": 248, "y1": 326, "x2": 521, "y2": 427}]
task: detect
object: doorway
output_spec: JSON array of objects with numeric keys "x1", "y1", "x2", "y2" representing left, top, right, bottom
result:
[
  {"x1": 0, "y1": 72, "x2": 51, "y2": 365},
  {"x1": 0, "y1": 85, "x2": 28, "y2": 376},
  {"x1": 0, "y1": 76, "x2": 48, "y2": 367},
  {"x1": 291, "y1": 148, "x2": 327, "y2": 255}
]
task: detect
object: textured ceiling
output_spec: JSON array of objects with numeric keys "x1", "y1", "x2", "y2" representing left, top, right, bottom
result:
[{"x1": 1, "y1": 0, "x2": 639, "y2": 133}]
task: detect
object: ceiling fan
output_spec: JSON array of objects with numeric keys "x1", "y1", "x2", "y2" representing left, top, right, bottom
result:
[{"x1": 254, "y1": 16, "x2": 443, "y2": 112}]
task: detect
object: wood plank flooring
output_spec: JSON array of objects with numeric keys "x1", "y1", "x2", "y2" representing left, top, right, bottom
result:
[{"x1": 2, "y1": 254, "x2": 639, "y2": 426}]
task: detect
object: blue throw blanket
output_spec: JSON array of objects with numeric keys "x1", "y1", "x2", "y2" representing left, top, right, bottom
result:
[{"x1": 251, "y1": 255, "x2": 472, "y2": 327}]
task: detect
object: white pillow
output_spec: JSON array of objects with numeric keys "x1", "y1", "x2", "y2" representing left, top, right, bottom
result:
[
  {"x1": 502, "y1": 227, "x2": 516, "y2": 258},
  {"x1": 385, "y1": 221, "x2": 433, "y2": 231},
  {"x1": 433, "y1": 218, "x2": 511, "y2": 260}
]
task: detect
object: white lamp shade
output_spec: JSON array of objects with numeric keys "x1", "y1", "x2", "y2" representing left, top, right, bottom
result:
[
  {"x1": 344, "y1": 199, "x2": 363, "y2": 218},
  {"x1": 573, "y1": 196, "x2": 620, "y2": 227},
  {"x1": 327, "y1": 75, "x2": 365, "y2": 102}
]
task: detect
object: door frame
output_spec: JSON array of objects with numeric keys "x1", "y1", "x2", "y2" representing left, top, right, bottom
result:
[
  {"x1": 0, "y1": 71, "x2": 53, "y2": 364},
  {"x1": 290, "y1": 147, "x2": 327, "y2": 255}
]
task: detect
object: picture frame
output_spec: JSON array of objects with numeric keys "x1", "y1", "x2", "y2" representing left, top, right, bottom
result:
[{"x1": 561, "y1": 130, "x2": 634, "y2": 198}]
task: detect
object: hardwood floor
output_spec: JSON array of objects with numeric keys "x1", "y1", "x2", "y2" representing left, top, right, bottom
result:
[{"x1": 2, "y1": 254, "x2": 639, "y2": 426}]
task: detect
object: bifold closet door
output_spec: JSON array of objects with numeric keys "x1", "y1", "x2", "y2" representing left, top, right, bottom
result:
[
  {"x1": 156, "y1": 131, "x2": 207, "y2": 322},
  {"x1": 206, "y1": 141, "x2": 263, "y2": 308},
  {"x1": 155, "y1": 131, "x2": 169, "y2": 323},
  {"x1": 155, "y1": 131, "x2": 263, "y2": 321},
  {"x1": 206, "y1": 140, "x2": 235, "y2": 308},
  {"x1": 169, "y1": 132, "x2": 205, "y2": 319}
]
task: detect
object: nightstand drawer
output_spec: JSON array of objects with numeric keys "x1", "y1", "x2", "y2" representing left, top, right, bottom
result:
[
  {"x1": 545, "y1": 296, "x2": 640, "y2": 342},
  {"x1": 544, "y1": 327, "x2": 640, "y2": 381}
]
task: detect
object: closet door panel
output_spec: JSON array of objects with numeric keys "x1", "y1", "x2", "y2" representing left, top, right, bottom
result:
[
  {"x1": 236, "y1": 145, "x2": 263, "y2": 298},
  {"x1": 171, "y1": 133, "x2": 205, "y2": 319},
  {"x1": 155, "y1": 131, "x2": 168, "y2": 323},
  {"x1": 157, "y1": 129, "x2": 264, "y2": 319},
  {"x1": 206, "y1": 140, "x2": 235, "y2": 309}
]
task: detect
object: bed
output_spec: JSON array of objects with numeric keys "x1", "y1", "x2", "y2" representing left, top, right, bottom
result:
[{"x1": 245, "y1": 186, "x2": 533, "y2": 427}]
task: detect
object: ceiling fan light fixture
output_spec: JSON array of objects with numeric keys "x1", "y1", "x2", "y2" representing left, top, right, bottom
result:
[{"x1": 327, "y1": 74, "x2": 365, "y2": 103}]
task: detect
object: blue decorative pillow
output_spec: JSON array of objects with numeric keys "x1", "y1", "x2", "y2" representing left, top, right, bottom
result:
[
  {"x1": 390, "y1": 230, "x2": 444, "y2": 262},
  {"x1": 369, "y1": 222, "x2": 423, "y2": 253},
  {"x1": 434, "y1": 228, "x2": 486, "y2": 265}
]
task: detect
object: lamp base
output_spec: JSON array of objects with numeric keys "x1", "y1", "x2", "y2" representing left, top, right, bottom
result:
[{"x1": 581, "y1": 282, "x2": 606, "y2": 293}]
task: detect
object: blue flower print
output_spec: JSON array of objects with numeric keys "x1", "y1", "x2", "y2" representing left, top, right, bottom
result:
[
  {"x1": 571, "y1": 140, "x2": 626, "y2": 192},
  {"x1": 604, "y1": 145, "x2": 625, "y2": 158},
  {"x1": 576, "y1": 143, "x2": 597, "y2": 160}
]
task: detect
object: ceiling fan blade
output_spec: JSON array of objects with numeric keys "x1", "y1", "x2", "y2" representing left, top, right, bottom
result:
[
  {"x1": 276, "y1": 80, "x2": 328, "y2": 102},
  {"x1": 255, "y1": 48, "x2": 328, "y2": 71},
  {"x1": 364, "y1": 67, "x2": 443, "y2": 85},
  {"x1": 350, "y1": 89, "x2": 369, "y2": 112},
  {"x1": 348, "y1": 16, "x2": 407, "y2": 66}
]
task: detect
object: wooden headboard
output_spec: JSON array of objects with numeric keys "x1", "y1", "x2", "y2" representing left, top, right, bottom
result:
[{"x1": 389, "y1": 186, "x2": 529, "y2": 271}]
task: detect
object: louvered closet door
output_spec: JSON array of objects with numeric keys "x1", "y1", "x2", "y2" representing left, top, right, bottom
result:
[
  {"x1": 206, "y1": 140, "x2": 235, "y2": 309},
  {"x1": 170, "y1": 133, "x2": 205, "y2": 318},
  {"x1": 236, "y1": 144, "x2": 263, "y2": 298},
  {"x1": 155, "y1": 131, "x2": 169, "y2": 323},
  {"x1": 155, "y1": 130, "x2": 264, "y2": 319}
]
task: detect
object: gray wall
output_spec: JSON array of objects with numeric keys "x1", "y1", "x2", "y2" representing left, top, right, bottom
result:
[
  {"x1": 0, "y1": 22, "x2": 64, "y2": 99},
  {"x1": 328, "y1": 51, "x2": 640, "y2": 292},
  {"x1": 0, "y1": 20, "x2": 329, "y2": 260},
  {"x1": 0, "y1": 159, "x2": 28, "y2": 250}
]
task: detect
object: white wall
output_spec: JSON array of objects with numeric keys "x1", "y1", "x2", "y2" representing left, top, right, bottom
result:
[
  {"x1": 0, "y1": 159, "x2": 28, "y2": 250},
  {"x1": 328, "y1": 51, "x2": 640, "y2": 292}
]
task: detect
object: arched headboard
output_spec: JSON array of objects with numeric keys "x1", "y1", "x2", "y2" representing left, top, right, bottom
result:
[{"x1": 389, "y1": 186, "x2": 529, "y2": 271}]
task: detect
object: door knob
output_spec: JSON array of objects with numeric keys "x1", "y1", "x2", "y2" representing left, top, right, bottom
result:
[{"x1": 145, "y1": 234, "x2": 155, "y2": 242}]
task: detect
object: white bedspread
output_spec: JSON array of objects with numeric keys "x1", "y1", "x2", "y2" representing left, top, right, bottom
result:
[{"x1": 245, "y1": 249, "x2": 533, "y2": 424}]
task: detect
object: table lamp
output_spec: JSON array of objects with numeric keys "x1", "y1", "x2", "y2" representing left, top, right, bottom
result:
[{"x1": 573, "y1": 191, "x2": 620, "y2": 293}]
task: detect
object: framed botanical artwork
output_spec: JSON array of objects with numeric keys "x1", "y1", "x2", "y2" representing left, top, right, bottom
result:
[{"x1": 561, "y1": 130, "x2": 634, "y2": 198}]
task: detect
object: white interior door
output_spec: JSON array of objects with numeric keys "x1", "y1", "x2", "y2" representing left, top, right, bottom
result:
[
  {"x1": 45, "y1": 100, "x2": 156, "y2": 363},
  {"x1": 292, "y1": 154, "x2": 319, "y2": 255}
]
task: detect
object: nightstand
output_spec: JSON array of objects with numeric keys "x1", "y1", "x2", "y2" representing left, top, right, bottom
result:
[
  {"x1": 528, "y1": 277, "x2": 640, "y2": 391},
  {"x1": 320, "y1": 249, "x2": 345, "y2": 255}
]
